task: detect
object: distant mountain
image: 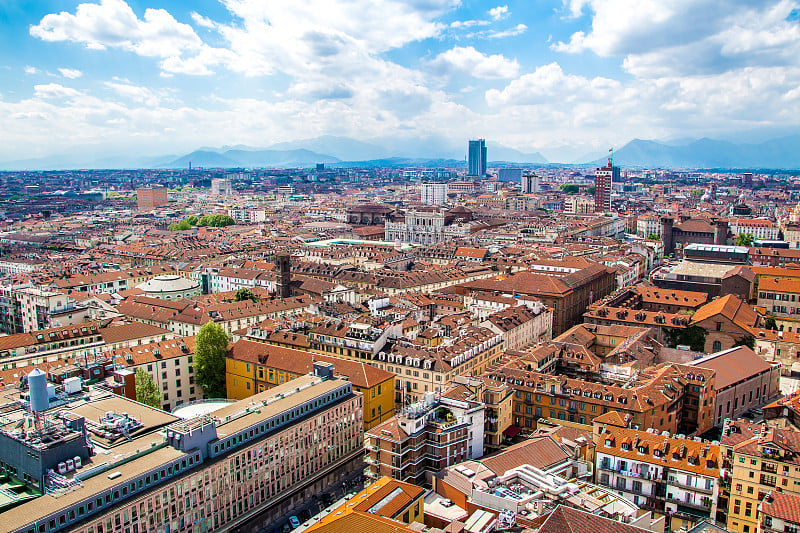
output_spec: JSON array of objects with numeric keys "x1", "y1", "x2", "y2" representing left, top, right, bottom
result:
[
  {"x1": 584, "y1": 135, "x2": 800, "y2": 168},
  {"x1": 487, "y1": 143, "x2": 548, "y2": 164},
  {"x1": 162, "y1": 148, "x2": 340, "y2": 168},
  {"x1": 266, "y1": 135, "x2": 390, "y2": 161}
]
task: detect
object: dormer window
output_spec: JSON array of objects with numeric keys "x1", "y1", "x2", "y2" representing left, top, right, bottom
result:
[
  {"x1": 638, "y1": 446, "x2": 646, "y2": 454},
  {"x1": 654, "y1": 450, "x2": 661, "y2": 457},
  {"x1": 605, "y1": 394, "x2": 613, "y2": 401},
  {"x1": 621, "y1": 443, "x2": 630, "y2": 451},
  {"x1": 605, "y1": 439, "x2": 613, "y2": 447}
]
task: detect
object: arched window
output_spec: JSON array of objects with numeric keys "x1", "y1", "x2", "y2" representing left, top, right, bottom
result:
[{"x1": 712, "y1": 340, "x2": 722, "y2": 352}]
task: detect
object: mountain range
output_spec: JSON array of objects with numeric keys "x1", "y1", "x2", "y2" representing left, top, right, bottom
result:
[
  {"x1": 585, "y1": 135, "x2": 800, "y2": 169},
  {"x1": 1, "y1": 134, "x2": 799, "y2": 170}
]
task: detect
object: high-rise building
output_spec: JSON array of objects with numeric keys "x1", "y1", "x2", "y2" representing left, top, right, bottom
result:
[
  {"x1": 210, "y1": 178, "x2": 232, "y2": 195},
  {"x1": 136, "y1": 187, "x2": 168, "y2": 211},
  {"x1": 594, "y1": 155, "x2": 616, "y2": 213},
  {"x1": 521, "y1": 173, "x2": 539, "y2": 193},
  {"x1": 468, "y1": 139, "x2": 487, "y2": 178},
  {"x1": 741, "y1": 172, "x2": 753, "y2": 188},
  {"x1": 420, "y1": 183, "x2": 447, "y2": 205},
  {"x1": 498, "y1": 168, "x2": 522, "y2": 182}
]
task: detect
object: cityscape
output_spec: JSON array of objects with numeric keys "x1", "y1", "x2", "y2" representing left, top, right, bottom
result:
[{"x1": 2, "y1": 2, "x2": 800, "y2": 533}]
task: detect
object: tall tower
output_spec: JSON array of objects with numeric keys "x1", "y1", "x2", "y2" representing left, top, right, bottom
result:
[
  {"x1": 468, "y1": 139, "x2": 487, "y2": 178},
  {"x1": 594, "y1": 151, "x2": 614, "y2": 213},
  {"x1": 276, "y1": 253, "x2": 291, "y2": 298},
  {"x1": 521, "y1": 173, "x2": 539, "y2": 194}
]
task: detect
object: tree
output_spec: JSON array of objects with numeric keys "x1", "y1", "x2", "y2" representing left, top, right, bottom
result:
[
  {"x1": 666, "y1": 325, "x2": 707, "y2": 352},
  {"x1": 734, "y1": 233, "x2": 754, "y2": 247},
  {"x1": 195, "y1": 321, "x2": 229, "y2": 398},
  {"x1": 764, "y1": 315, "x2": 778, "y2": 331},
  {"x1": 559, "y1": 184, "x2": 580, "y2": 194},
  {"x1": 198, "y1": 214, "x2": 235, "y2": 227},
  {"x1": 186, "y1": 215, "x2": 199, "y2": 226},
  {"x1": 647, "y1": 234, "x2": 661, "y2": 241},
  {"x1": 168, "y1": 220, "x2": 192, "y2": 231},
  {"x1": 135, "y1": 367, "x2": 162, "y2": 409},
  {"x1": 733, "y1": 336, "x2": 756, "y2": 350},
  {"x1": 234, "y1": 288, "x2": 259, "y2": 302}
]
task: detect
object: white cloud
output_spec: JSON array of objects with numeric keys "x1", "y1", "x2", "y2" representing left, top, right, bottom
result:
[
  {"x1": 468, "y1": 23, "x2": 527, "y2": 39},
  {"x1": 450, "y1": 19, "x2": 490, "y2": 28},
  {"x1": 489, "y1": 5, "x2": 509, "y2": 20},
  {"x1": 58, "y1": 68, "x2": 83, "y2": 79},
  {"x1": 33, "y1": 83, "x2": 83, "y2": 99},
  {"x1": 24, "y1": 66, "x2": 39, "y2": 75},
  {"x1": 30, "y1": 0, "x2": 231, "y2": 75},
  {"x1": 427, "y1": 46, "x2": 519, "y2": 78},
  {"x1": 552, "y1": 0, "x2": 800, "y2": 77}
]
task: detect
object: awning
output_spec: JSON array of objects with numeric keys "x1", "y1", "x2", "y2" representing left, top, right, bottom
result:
[{"x1": 503, "y1": 425, "x2": 521, "y2": 438}]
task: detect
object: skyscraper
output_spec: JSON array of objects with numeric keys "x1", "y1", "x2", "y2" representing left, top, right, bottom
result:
[
  {"x1": 594, "y1": 153, "x2": 615, "y2": 213},
  {"x1": 468, "y1": 139, "x2": 487, "y2": 177}
]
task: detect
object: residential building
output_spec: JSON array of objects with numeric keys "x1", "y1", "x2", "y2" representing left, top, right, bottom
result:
[
  {"x1": 759, "y1": 490, "x2": 800, "y2": 533},
  {"x1": 479, "y1": 303, "x2": 553, "y2": 350},
  {"x1": 135, "y1": 187, "x2": 168, "y2": 211},
  {"x1": 690, "y1": 294, "x2": 761, "y2": 353},
  {"x1": 520, "y1": 173, "x2": 539, "y2": 193},
  {"x1": 365, "y1": 391, "x2": 484, "y2": 486},
  {"x1": 593, "y1": 417, "x2": 722, "y2": 531},
  {"x1": 637, "y1": 214, "x2": 662, "y2": 239},
  {"x1": 228, "y1": 206, "x2": 268, "y2": 224},
  {"x1": 210, "y1": 178, "x2": 232, "y2": 195},
  {"x1": 722, "y1": 421, "x2": 800, "y2": 533},
  {"x1": 225, "y1": 338, "x2": 395, "y2": 430},
  {"x1": 385, "y1": 207, "x2": 487, "y2": 245},
  {"x1": 420, "y1": 183, "x2": 447, "y2": 205},
  {"x1": 729, "y1": 218, "x2": 778, "y2": 241},
  {"x1": 15, "y1": 287, "x2": 83, "y2": 333}
]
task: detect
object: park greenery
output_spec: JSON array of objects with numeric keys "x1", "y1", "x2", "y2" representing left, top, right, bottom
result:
[{"x1": 168, "y1": 213, "x2": 235, "y2": 231}]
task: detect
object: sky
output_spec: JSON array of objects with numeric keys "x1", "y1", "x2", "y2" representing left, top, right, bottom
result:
[{"x1": 1, "y1": 0, "x2": 800, "y2": 163}]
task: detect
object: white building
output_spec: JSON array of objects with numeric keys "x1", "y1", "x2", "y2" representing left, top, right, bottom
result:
[
  {"x1": 228, "y1": 206, "x2": 268, "y2": 224},
  {"x1": 728, "y1": 218, "x2": 778, "y2": 241},
  {"x1": 595, "y1": 423, "x2": 721, "y2": 531},
  {"x1": 521, "y1": 173, "x2": 539, "y2": 193},
  {"x1": 385, "y1": 208, "x2": 481, "y2": 245},
  {"x1": 136, "y1": 275, "x2": 201, "y2": 301},
  {"x1": 15, "y1": 287, "x2": 84, "y2": 333},
  {"x1": 210, "y1": 178, "x2": 232, "y2": 195},
  {"x1": 421, "y1": 183, "x2": 447, "y2": 205},
  {"x1": 636, "y1": 215, "x2": 662, "y2": 239}
]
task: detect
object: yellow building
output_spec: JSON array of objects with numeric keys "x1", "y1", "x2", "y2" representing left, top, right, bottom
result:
[
  {"x1": 226, "y1": 339, "x2": 395, "y2": 429},
  {"x1": 723, "y1": 420, "x2": 800, "y2": 533}
]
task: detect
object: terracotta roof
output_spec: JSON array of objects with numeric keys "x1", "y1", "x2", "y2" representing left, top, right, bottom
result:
[
  {"x1": 691, "y1": 294, "x2": 759, "y2": 331},
  {"x1": 760, "y1": 490, "x2": 800, "y2": 524},
  {"x1": 480, "y1": 436, "x2": 570, "y2": 474},
  {"x1": 100, "y1": 322, "x2": 172, "y2": 344},
  {"x1": 227, "y1": 339, "x2": 393, "y2": 389},
  {"x1": 538, "y1": 505, "x2": 652, "y2": 533},
  {"x1": 691, "y1": 346, "x2": 775, "y2": 390}
]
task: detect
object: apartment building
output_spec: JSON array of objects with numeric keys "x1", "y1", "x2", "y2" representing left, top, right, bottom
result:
[
  {"x1": 479, "y1": 303, "x2": 553, "y2": 350},
  {"x1": 0, "y1": 369, "x2": 363, "y2": 533},
  {"x1": 593, "y1": 416, "x2": 722, "y2": 531},
  {"x1": 365, "y1": 391, "x2": 484, "y2": 487},
  {"x1": 729, "y1": 218, "x2": 778, "y2": 241},
  {"x1": 482, "y1": 358, "x2": 716, "y2": 436},
  {"x1": 759, "y1": 490, "x2": 800, "y2": 533},
  {"x1": 722, "y1": 421, "x2": 800, "y2": 533},
  {"x1": 225, "y1": 338, "x2": 395, "y2": 430},
  {"x1": 110, "y1": 336, "x2": 200, "y2": 412}
]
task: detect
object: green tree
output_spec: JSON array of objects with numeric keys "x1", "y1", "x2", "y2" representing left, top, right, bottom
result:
[
  {"x1": 666, "y1": 325, "x2": 707, "y2": 352},
  {"x1": 559, "y1": 184, "x2": 580, "y2": 194},
  {"x1": 195, "y1": 321, "x2": 229, "y2": 398},
  {"x1": 764, "y1": 315, "x2": 778, "y2": 331},
  {"x1": 734, "y1": 233, "x2": 754, "y2": 247},
  {"x1": 186, "y1": 215, "x2": 199, "y2": 226},
  {"x1": 135, "y1": 367, "x2": 162, "y2": 409},
  {"x1": 647, "y1": 234, "x2": 661, "y2": 241},
  {"x1": 733, "y1": 336, "x2": 756, "y2": 350},
  {"x1": 168, "y1": 220, "x2": 192, "y2": 231},
  {"x1": 234, "y1": 288, "x2": 259, "y2": 302}
]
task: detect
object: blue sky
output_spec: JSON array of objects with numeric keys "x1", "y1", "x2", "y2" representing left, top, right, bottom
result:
[{"x1": 1, "y1": 0, "x2": 800, "y2": 162}]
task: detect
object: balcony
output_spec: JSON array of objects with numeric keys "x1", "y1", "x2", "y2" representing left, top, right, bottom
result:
[
  {"x1": 364, "y1": 457, "x2": 379, "y2": 466},
  {"x1": 668, "y1": 478, "x2": 715, "y2": 495},
  {"x1": 365, "y1": 444, "x2": 379, "y2": 452},
  {"x1": 666, "y1": 495, "x2": 712, "y2": 512}
]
